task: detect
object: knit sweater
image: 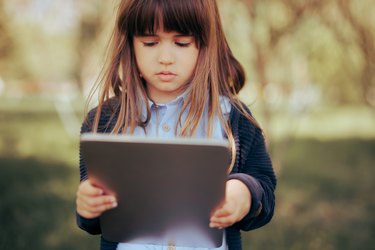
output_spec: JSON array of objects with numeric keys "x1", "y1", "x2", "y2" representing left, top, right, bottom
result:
[{"x1": 77, "y1": 98, "x2": 276, "y2": 250}]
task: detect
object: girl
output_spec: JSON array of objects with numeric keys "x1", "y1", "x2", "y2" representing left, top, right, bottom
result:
[{"x1": 76, "y1": 0, "x2": 276, "y2": 249}]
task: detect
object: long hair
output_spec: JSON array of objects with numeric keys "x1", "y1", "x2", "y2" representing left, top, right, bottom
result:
[{"x1": 87, "y1": 0, "x2": 260, "y2": 170}]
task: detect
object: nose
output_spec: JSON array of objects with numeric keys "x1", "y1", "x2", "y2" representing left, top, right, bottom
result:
[{"x1": 158, "y1": 45, "x2": 175, "y2": 65}]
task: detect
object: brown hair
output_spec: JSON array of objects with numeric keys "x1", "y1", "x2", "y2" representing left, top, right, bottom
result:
[{"x1": 87, "y1": 0, "x2": 260, "y2": 169}]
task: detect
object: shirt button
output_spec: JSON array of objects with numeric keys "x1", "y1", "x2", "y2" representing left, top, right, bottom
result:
[
  {"x1": 162, "y1": 123, "x2": 170, "y2": 132},
  {"x1": 168, "y1": 240, "x2": 176, "y2": 250}
]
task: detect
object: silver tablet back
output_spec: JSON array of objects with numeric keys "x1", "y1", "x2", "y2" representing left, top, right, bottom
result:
[{"x1": 80, "y1": 134, "x2": 231, "y2": 248}]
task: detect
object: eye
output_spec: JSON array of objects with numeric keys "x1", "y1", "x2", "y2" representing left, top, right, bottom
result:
[
  {"x1": 175, "y1": 36, "x2": 195, "y2": 47},
  {"x1": 175, "y1": 42, "x2": 192, "y2": 47},
  {"x1": 142, "y1": 41, "x2": 158, "y2": 47}
]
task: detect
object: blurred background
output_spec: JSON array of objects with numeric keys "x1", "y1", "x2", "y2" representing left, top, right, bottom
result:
[{"x1": 0, "y1": 0, "x2": 374, "y2": 249}]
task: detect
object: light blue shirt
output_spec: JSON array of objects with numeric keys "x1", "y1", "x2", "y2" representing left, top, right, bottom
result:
[{"x1": 117, "y1": 92, "x2": 231, "y2": 250}]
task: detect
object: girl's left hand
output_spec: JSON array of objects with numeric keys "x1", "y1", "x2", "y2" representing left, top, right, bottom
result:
[{"x1": 209, "y1": 179, "x2": 251, "y2": 229}]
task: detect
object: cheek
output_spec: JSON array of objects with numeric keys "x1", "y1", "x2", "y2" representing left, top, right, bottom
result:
[
  {"x1": 189, "y1": 56, "x2": 199, "y2": 77},
  {"x1": 134, "y1": 46, "x2": 142, "y2": 69},
  {"x1": 135, "y1": 57, "x2": 150, "y2": 77},
  {"x1": 134, "y1": 44, "x2": 149, "y2": 71},
  {"x1": 186, "y1": 50, "x2": 199, "y2": 71}
]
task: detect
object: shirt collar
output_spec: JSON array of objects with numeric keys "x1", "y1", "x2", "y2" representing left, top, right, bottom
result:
[
  {"x1": 151, "y1": 88, "x2": 190, "y2": 107},
  {"x1": 140, "y1": 87, "x2": 232, "y2": 120},
  {"x1": 141, "y1": 88, "x2": 191, "y2": 119}
]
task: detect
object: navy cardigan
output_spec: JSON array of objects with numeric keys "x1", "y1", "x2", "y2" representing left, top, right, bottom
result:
[{"x1": 77, "y1": 99, "x2": 276, "y2": 250}]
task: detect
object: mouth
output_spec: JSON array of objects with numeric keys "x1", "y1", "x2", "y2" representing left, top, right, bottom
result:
[
  {"x1": 156, "y1": 71, "x2": 176, "y2": 82},
  {"x1": 157, "y1": 71, "x2": 176, "y2": 75}
]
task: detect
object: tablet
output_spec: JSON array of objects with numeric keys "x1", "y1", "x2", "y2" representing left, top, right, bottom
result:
[{"x1": 80, "y1": 133, "x2": 231, "y2": 248}]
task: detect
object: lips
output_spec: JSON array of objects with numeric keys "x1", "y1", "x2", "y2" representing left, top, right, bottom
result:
[{"x1": 156, "y1": 71, "x2": 176, "y2": 82}]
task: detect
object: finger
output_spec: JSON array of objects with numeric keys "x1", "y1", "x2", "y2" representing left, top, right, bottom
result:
[
  {"x1": 78, "y1": 180, "x2": 104, "y2": 196},
  {"x1": 212, "y1": 209, "x2": 230, "y2": 218},
  {"x1": 76, "y1": 206, "x2": 101, "y2": 219},
  {"x1": 76, "y1": 198, "x2": 101, "y2": 218},
  {"x1": 76, "y1": 194, "x2": 117, "y2": 211},
  {"x1": 81, "y1": 200, "x2": 118, "y2": 214},
  {"x1": 211, "y1": 203, "x2": 233, "y2": 218},
  {"x1": 211, "y1": 213, "x2": 237, "y2": 224},
  {"x1": 78, "y1": 194, "x2": 117, "y2": 209},
  {"x1": 210, "y1": 206, "x2": 238, "y2": 226},
  {"x1": 209, "y1": 214, "x2": 237, "y2": 228},
  {"x1": 76, "y1": 197, "x2": 117, "y2": 216}
]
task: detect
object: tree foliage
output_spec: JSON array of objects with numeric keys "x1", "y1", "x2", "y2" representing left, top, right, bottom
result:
[
  {"x1": 0, "y1": 0, "x2": 374, "y2": 107},
  {"x1": 219, "y1": 0, "x2": 375, "y2": 107}
]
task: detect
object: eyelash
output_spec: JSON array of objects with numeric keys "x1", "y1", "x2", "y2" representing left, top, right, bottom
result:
[
  {"x1": 175, "y1": 42, "x2": 191, "y2": 47},
  {"x1": 143, "y1": 42, "x2": 158, "y2": 47},
  {"x1": 142, "y1": 42, "x2": 192, "y2": 47}
]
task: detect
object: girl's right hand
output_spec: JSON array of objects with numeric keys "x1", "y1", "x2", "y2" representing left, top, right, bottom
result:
[{"x1": 76, "y1": 179, "x2": 118, "y2": 219}]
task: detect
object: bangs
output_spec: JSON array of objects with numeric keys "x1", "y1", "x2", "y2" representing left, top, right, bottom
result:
[{"x1": 119, "y1": 0, "x2": 208, "y2": 45}]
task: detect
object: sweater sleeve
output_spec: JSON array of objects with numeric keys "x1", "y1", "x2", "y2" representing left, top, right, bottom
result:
[
  {"x1": 76, "y1": 98, "x2": 121, "y2": 235},
  {"x1": 76, "y1": 108, "x2": 102, "y2": 235},
  {"x1": 228, "y1": 108, "x2": 276, "y2": 231}
]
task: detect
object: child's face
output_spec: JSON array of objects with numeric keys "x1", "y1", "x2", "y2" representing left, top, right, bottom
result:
[{"x1": 134, "y1": 29, "x2": 199, "y2": 103}]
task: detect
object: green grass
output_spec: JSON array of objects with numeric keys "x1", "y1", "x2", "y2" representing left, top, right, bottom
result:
[
  {"x1": 0, "y1": 99, "x2": 98, "y2": 249},
  {"x1": 244, "y1": 138, "x2": 375, "y2": 250},
  {"x1": 0, "y1": 157, "x2": 99, "y2": 249},
  {"x1": 0, "y1": 98, "x2": 81, "y2": 165},
  {"x1": 0, "y1": 100, "x2": 374, "y2": 249}
]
